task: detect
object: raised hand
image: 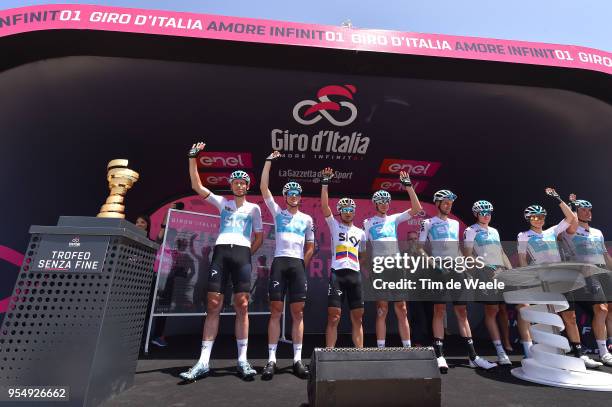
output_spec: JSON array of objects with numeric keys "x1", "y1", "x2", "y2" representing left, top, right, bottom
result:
[
  {"x1": 321, "y1": 167, "x2": 334, "y2": 185},
  {"x1": 188, "y1": 142, "x2": 206, "y2": 158},
  {"x1": 545, "y1": 187, "x2": 564, "y2": 203},
  {"x1": 545, "y1": 187, "x2": 559, "y2": 198},
  {"x1": 399, "y1": 170, "x2": 412, "y2": 187},
  {"x1": 266, "y1": 151, "x2": 281, "y2": 161},
  {"x1": 568, "y1": 193, "x2": 577, "y2": 203}
]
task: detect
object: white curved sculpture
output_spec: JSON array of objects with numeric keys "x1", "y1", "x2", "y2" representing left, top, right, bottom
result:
[{"x1": 501, "y1": 263, "x2": 612, "y2": 391}]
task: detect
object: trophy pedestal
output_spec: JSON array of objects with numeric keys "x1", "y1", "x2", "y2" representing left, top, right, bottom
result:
[
  {"x1": 0, "y1": 216, "x2": 159, "y2": 406},
  {"x1": 501, "y1": 264, "x2": 612, "y2": 392}
]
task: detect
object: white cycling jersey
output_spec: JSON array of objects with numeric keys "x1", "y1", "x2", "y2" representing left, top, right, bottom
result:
[
  {"x1": 363, "y1": 211, "x2": 411, "y2": 257},
  {"x1": 325, "y1": 215, "x2": 366, "y2": 272},
  {"x1": 264, "y1": 197, "x2": 314, "y2": 259},
  {"x1": 418, "y1": 216, "x2": 461, "y2": 257},
  {"x1": 463, "y1": 223, "x2": 504, "y2": 267},
  {"x1": 517, "y1": 219, "x2": 570, "y2": 264},
  {"x1": 206, "y1": 193, "x2": 263, "y2": 248},
  {"x1": 561, "y1": 225, "x2": 607, "y2": 265}
]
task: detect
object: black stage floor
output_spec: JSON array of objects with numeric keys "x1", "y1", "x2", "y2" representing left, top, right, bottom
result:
[{"x1": 104, "y1": 334, "x2": 612, "y2": 407}]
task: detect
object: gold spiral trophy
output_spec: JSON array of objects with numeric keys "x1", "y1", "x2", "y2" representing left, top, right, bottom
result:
[{"x1": 97, "y1": 159, "x2": 139, "y2": 218}]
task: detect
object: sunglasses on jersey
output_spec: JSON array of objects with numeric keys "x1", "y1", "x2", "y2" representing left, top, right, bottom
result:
[
  {"x1": 339, "y1": 207, "x2": 355, "y2": 214},
  {"x1": 286, "y1": 190, "x2": 301, "y2": 197}
]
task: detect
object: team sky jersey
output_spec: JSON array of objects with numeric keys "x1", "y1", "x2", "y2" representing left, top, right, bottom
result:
[
  {"x1": 463, "y1": 223, "x2": 504, "y2": 267},
  {"x1": 517, "y1": 219, "x2": 570, "y2": 264},
  {"x1": 205, "y1": 193, "x2": 263, "y2": 248},
  {"x1": 418, "y1": 216, "x2": 461, "y2": 257},
  {"x1": 264, "y1": 197, "x2": 314, "y2": 259},
  {"x1": 561, "y1": 225, "x2": 607, "y2": 265},
  {"x1": 363, "y1": 211, "x2": 412, "y2": 256},
  {"x1": 325, "y1": 215, "x2": 366, "y2": 272}
]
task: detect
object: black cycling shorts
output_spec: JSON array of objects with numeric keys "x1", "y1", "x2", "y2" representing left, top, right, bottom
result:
[
  {"x1": 207, "y1": 244, "x2": 252, "y2": 294},
  {"x1": 328, "y1": 268, "x2": 364, "y2": 310},
  {"x1": 269, "y1": 256, "x2": 308, "y2": 303}
]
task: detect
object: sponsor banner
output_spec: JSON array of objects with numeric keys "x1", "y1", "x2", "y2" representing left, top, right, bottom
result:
[
  {"x1": 1, "y1": 5, "x2": 612, "y2": 75},
  {"x1": 277, "y1": 168, "x2": 353, "y2": 185},
  {"x1": 199, "y1": 171, "x2": 256, "y2": 187},
  {"x1": 372, "y1": 177, "x2": 428, "y2": 193},
  {"x1": 197, "y1": 152, "x2": 252, "y2": 169},
  {"x1": 379, "y1": 158, "x2": 442, "y2": 177}
]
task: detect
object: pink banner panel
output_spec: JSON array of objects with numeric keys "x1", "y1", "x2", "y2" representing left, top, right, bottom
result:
[{"x1": 0, "y1": 5, "x2": 611, "y2": 75}]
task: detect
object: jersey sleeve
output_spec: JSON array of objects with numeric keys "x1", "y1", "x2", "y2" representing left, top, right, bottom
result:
[
  {"x1": 551, "y1": 219, "x2": 570, "y2": 237},
  {"x1": 359, "y1": 229, "x2": 367, "y2": 253},
  {"x1": 517, "y1": 232, "x2": 528, "y2": 254},
  {"x1": 263, "y1": 196, "x2": 281, "y2": 217},
  {"x1": 252, "y1": 204, "x2": 263, "y2": 232},
  {"x1": 395, "y1": 210, "x2": 412, "y2": 225},
  {"x1": 362, "y1": 218, "x2": 371, "y2": 241},
  {"x1": 305, "y1": 216, "x2": 315, "y2": 242},
  {"x1": 205, "y1": 192, "x2": 226, "y2": 213},
  {"x1": 324, "y1": 214, "x2": 337, "y2": 233},
  {"x1": 418, "y1": 219, "x2": 431, "y2": 243}
]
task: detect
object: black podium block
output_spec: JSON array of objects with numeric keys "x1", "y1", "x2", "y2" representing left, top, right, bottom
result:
[
  {"x1": 0, "y1": 216, "x2": 158, "y2": 406},
  {"x1": 308, "y1": 347, "x2": 441, "y2": 407}
]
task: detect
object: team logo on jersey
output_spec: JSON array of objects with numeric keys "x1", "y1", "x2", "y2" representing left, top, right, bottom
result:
[
  {"x1": 293, "y1": 85, "x2": 358, "y2": 127},
  {"x1": 272, "y1": 280, "x2": 280, "y2": 288},
  {"x1": 224, "y1": 206, "x2": 233, "y2": 212},
  {"x1": 210, "y1": 270, "x2": 218, "y2": 277}
]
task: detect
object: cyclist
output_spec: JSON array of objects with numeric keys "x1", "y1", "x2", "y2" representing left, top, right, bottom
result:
[
  {"x1": 561, "y1": 196, "x2": 612, "y2": 366},
  {"x1": 180, "y1": 142, "x2": 264, "y2": 381},
  {"x1": 363, "y1": 171, "x2": 422, "y2": 349},
  {"x1": 320, "y1": 167, "x2": 367, "y2": 348},
  {"x1": 260, "y1": 151, "x2": 315, "y2": 379},
  {"x1": 418, "y1": 189, "x2": 497, "y2": 373},
  {"x1": 462, "y1": 200, "x2": 512, "y2": 365},
  {"x1": 517, "y1": 188, "x2": 601, "y2": 368}
]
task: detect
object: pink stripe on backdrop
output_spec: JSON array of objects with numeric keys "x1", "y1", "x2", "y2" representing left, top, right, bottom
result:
[
  {"x1": 0, "y1": 245, "x2": 24, "y2": 267},
  {"x1": 0, "y1": 5, "x2": 611, "y2": 75},
  {"x1": 0, "y1": 297, "x2": 9, "y2": 313}
]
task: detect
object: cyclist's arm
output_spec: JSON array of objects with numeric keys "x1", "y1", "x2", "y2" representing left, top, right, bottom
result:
[
  {"x1": 406, "y1": 185, "x2": 423, "y2": 216},
  {"x1": 251, "y1": 232, "x2": 263, "y2": 254},
  {"x1": 558, "y1": 198, "x2": 577, "y2": 226},
  {"x1": 321, "y1": 185, "x2": 332, "y2": 218},
  {"x1": 416, "y1": 220, "x2": 430, "y2": 257},
  {"x1": 462, "y1": 228, "x2": 475, "y2": 258},
  {"x1": 304, "y1": 242, "x2": 315, "y2": 268},
  {"x1": 251, "y1": 206, "x2": 264, "y2": 254},
  {"x1": 260, "y1": 159, "x2": 273, "y2": 200},
  {"x1": 517, "y1": 233, "x2": 528, "y2": 267},
  {"x1": 502, "y1": 251, "x2": 513, "y2": 269},
  {"x1": 189, "y1": 157, "x2": 212, "y2": 199}
]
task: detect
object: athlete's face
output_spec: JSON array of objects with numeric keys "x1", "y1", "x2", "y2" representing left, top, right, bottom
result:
[
  {"x1": 476, "y1": 213, "x2": 491, "y2": 225},
  {"x1": 437, "y1": 199, "x2": 453, "y2": 215},
  {"x1": 231, "y1": 179, "x2": 248, "y2": 197},
  {"x1": 577, "y1": 207, "x2": 592, "y2": 222},
  {"x1": 529, "y1": 215, "x2": 545, "y2": 229},
  {"x1": 339, "y1": 208, "x2": 355, "y2": 223},
  {"x1": 375, "y1": 201, "x2": 390, "y2": 214},
  {"x1": 285, "y1": 193, "x2": 301, "y2": 208},
  {"x1": 135, "y1": 217, "x2": 149, "y2": 231}
]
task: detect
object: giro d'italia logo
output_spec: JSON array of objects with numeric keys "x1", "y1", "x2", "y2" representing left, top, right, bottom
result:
[{"x1": 293, "y1": 85, "x2": 358, "y2": 127}]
